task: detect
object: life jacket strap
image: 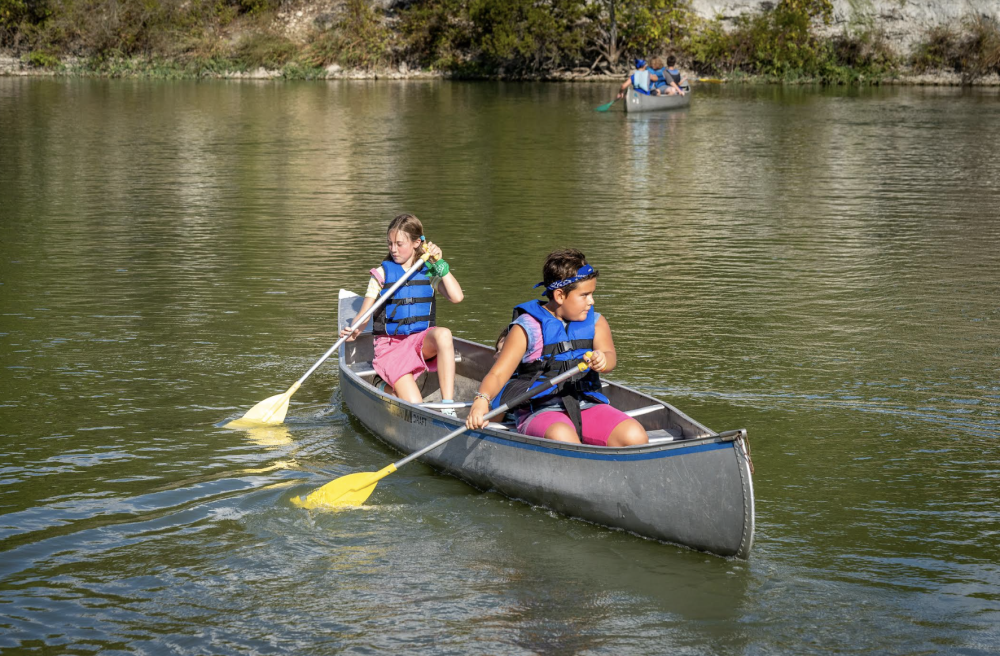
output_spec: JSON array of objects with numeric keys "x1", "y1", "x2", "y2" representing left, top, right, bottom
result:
[
  {"x1": 389, "y1": 313, "x2": 435, "y2": 326},
  {"x1": 372, "y1": 297, "x2": 436, "y2": 335},
  {"x1": 386, "y1": 296, "x2": 430, "y2": 306},
  {"x1": 540, "y1": 338, "x2": 593, "y2": 356},
  {"x1": 384, "y1": 279, "x2": 432, "y2": 288}
]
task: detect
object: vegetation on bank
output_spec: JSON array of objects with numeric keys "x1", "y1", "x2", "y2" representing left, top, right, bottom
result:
[{"x1": 2, "y1": 0, "x2": 999, "y2": 83}]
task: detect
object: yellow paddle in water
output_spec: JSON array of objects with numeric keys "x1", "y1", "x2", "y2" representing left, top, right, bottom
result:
[
  {"x1": 293, "y1": 356, "x2": 594, "y2": 509},
  {"x1": 226, "y1": 245, "x2": 439, "y2": 428}
]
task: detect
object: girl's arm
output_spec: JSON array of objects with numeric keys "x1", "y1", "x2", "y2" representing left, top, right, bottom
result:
[
  {"x1": 466, "y1": 325, "x2": 528, "y2": 429},
  {"x1": 589, "y1": 315, "x2": 618, "y2": 374},
  {"x1": 437, "y1": 271, "x2": 464, "y2": 303},
  {"x1": 617, "y1": 77, "x2": 632, "y2": 98},
  {"x1": 423, "y1": 240, "x2": 464, "y2": 303},
  {"x1": 340, "y1": 294, "x2": 376, "y2": 341}
]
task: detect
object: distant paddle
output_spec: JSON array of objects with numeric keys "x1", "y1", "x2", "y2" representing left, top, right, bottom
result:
[
  {"x1": 596, "y1": 96, "x2": 621, "y2": 112},
  {"x1": 293, "y1": 356, "x2": 594, "y2": 509}
]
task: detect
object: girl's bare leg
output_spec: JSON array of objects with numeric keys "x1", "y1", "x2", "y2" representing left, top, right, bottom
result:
[
  {"x1": 607, "y1": 418, "x2": 648, "y2": 447},
  {"x1": 422, "y1": 327, "x2": 455, "y2": 401},
  {"x1": 544, "y1": 422, "x2": 582, "y2": 444},
  {"x1": 391, "y1": 374, "x2": 423, "y2": 404}
]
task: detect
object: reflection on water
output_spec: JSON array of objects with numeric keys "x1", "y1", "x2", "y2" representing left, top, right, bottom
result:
[
  {"x1": 234, "y1": 425, "x2": 295, "y2": 447},
  {"x1": 1, "y1": 78, "x2": 999, "y2": 654}
]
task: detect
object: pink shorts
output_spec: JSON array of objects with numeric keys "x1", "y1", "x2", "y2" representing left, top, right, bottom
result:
[
  {"x1": 373, "y1": 332, "x2": 437, "y2": 386},
  {"x1": 520, "y1": 404, "x2": 632, "y2": 447}
]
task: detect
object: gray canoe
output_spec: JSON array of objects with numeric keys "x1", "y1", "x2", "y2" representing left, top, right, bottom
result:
[
  {"x1": 336, "y1": 290, "x2": 755, "y2": 559},
  {"x1": 624, "y1": 87, "x2": 691, "y2": 113}
]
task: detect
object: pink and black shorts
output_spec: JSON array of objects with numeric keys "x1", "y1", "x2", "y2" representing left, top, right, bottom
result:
[{"x1": 518, "y1": 404, "x2": 632, "y2": 447}]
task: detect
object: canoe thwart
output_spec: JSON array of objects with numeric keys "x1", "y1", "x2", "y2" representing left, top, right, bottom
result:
[{"x1": 624, "y1": 404, "x2": 665, "y2": 418}]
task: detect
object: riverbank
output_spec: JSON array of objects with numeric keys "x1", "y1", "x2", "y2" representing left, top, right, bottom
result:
[
  {"x1": 2, "y1": 1, "x2": 998, "y2": 85},
  {"x1": 3, "y1": 53, "x2": 997, "y2": 85}
]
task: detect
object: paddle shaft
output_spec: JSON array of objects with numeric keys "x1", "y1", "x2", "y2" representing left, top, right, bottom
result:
[
  {"x1": 393, "y1": 361, "x2": 591, "y2": 470},
  {"x1": 290, "y1": 252, "x2": 434, "y2": 389}
]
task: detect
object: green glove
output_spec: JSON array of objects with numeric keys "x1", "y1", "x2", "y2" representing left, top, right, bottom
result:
[{"x1": 427, "y1": 259, "x2": 450, "y2": 278}]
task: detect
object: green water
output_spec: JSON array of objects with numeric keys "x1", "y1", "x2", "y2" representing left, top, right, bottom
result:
[{"x1": 1, "y1": 78, "x2": 998, "y2": 654}]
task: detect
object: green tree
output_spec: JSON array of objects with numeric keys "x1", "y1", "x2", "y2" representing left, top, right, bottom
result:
[{"x1": 468, "y1": 0, "x2": 593, "y2": 73}]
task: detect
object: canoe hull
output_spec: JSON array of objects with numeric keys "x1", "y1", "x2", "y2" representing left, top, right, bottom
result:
[
  {"x1": 337, "y1": 291, "x2": 754, "y2": 559},
  {"x1": 624, "y1": 89, "x2": 691, "y2": 113}
]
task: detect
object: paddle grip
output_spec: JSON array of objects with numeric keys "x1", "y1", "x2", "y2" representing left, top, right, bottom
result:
[{"x1": 419, "y1": 236, "x2": 441, "y2": 263}]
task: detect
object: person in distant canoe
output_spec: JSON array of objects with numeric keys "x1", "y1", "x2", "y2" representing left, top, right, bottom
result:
[
  {"x1": 466, "y1": 249, "x2": 648, "y2": 447},
  {"x1": 649, "y1": 56, "x2": 686, "y2": 96},
  {"x1": 340, "y1": 213, "x2": 464, "y2": 416},
  {"x1": 616, "y1": 59, "x2": 659, "y2": 99}
]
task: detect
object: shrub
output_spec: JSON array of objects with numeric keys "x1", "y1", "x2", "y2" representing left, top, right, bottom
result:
[
  {"x1": 615, "y1": 0, "x2": 694, "y2": 59},
  {"x1": 831, "y1": 24, "x2": 898, "y2": 78},
  {"x1": 468, "y1": 0, "x2": 594, "y2": 74},
  {"x1": 689, "y1": 0, "x2": 852, "y2": 80},
  {"x1": 397, "y1": 0, "x2": 474, "y2": 69},
  {"x1": 22, "y1": 47, "x2": 59, "y2": 67},
  {"x1": 234, "y1": 30, "x2": 297, "y2": 69},
  {"x1": 912, "y1": 13, "x2": 1000, "y2": 84},
  {"x1": 301, "y1": 0, "x2": 392, "y2": 69},
  {"x1": 1, "y1": 0, "x2": 51, "y2": 49},
  {"x1": 237, "y1": 0, "x2": 278, "y2": 16}
]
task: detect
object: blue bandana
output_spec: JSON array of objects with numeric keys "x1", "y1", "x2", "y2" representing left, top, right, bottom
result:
[{"x1": 534, "y1": 264, "x2": 595, "y2": 291}]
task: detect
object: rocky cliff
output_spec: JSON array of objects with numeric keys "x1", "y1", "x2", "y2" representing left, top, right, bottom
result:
[{"x1": 690, "y1": 0, "x2": 1000, "y2": 53}]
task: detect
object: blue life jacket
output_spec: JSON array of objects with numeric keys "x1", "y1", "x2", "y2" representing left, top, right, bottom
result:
[
  {"x1": 491, "y1": 300, "x2": 609, "y2": 413},
  {"x1": 667, "y1": 68, "x2": 682, "y2": 85},
  {"x1": 372, "y1": 259, "x2": 436, "y2": 336},
  {"x1": 651, "y1": 67, "x2": 668, "y2": 89},
  {"x1": 631, "y1": 69, "x2": 652, "y2": 95}
]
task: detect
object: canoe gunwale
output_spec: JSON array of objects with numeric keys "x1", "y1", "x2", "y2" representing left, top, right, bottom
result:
[{"x1": 338, "y1": 344, "x2": 732, "y2": 458}]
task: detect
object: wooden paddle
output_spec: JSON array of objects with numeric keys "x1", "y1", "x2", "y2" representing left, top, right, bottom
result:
[
  {"x1": 292, "y1": 355, "x2": 594, "y2": 509},
  {"x1": 225, "y1": 245, "x2": 439, "y2": 428}
]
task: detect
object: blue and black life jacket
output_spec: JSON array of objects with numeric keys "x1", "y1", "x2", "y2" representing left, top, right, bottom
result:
[
  {"x1": 372, "y1": 259, "x2": 436, "y2": 336},
  {"x1": 651, "y1": 67, "x2": 668, "y2": 90},
  {"x1": 651, "y1": 67, "x2": 682, "y2": 90},
  {"x1": 491, "y1": 301, "x2": 609, "y2": 431}
]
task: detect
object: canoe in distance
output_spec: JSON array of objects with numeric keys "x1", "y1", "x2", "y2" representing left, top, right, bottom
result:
[
  {"x1": 335, "y1": 290, "x2": 755, "y2": 559},
  {"x1": 624, "y1": 87, "x2": 691, "y2": 113}
]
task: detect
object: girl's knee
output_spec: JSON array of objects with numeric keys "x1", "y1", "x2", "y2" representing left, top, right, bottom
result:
[
  {"x1": 610, "y1": 420, "x2": 648, "y2": 447},
  {"x1": 432, "y1": 327, "x2": 453, "y2": 345},
  {"x1": 545, "y1": 422, "x2": 581, "y2": 444}
]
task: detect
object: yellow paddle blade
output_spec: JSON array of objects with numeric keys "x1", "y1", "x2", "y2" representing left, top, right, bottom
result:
[
  {"x1": 292, "y1": 464, "x2": 397, "y2": 509},
  {"x1": 225, "y1": 382, "x2": 300, "y2": 428}
]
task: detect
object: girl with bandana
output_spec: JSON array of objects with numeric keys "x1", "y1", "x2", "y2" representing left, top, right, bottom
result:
[{"x1": 466, "y1": 249, "x2": 647, "y2": 447}]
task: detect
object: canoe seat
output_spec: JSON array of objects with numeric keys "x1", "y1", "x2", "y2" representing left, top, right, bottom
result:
[{"x1": 646, "y1": 428, "x2": 682, "y2": 443}]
